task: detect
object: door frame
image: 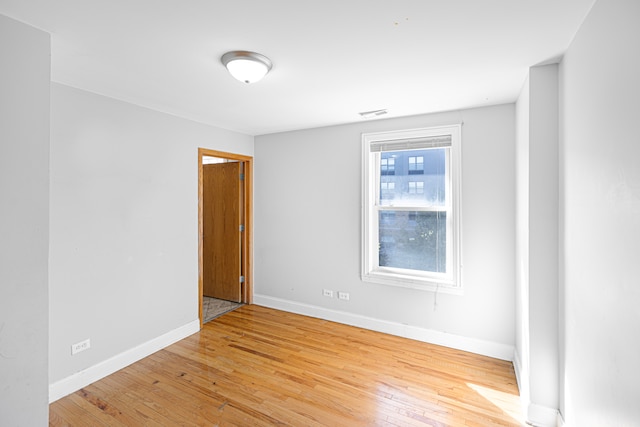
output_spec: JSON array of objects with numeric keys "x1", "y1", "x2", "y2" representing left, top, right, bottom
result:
[{"x1": 198, "y1": 148, "x2": 253, "y2": 329}]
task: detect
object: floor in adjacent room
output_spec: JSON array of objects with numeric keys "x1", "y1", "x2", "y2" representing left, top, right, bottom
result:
[{"x1": 202, "y1": 296, "x2": 242, "y2": 323}]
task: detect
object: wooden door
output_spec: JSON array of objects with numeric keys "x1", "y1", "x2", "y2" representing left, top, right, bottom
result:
[{"x1": 203, "y1": 162, "x2": 242, "y2": 302}]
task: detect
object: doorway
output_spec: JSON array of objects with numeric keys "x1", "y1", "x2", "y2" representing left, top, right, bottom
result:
[{"x1": 198, "y1": 148, "x2": 253, "y2": 328}]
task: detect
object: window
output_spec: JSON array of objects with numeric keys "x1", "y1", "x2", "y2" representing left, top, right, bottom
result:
[
  {"x1": 380, "y1": 181, "x2": 395, "y2": 199},
  {"x1": 361, "y1": 125, "x2": 462, "y2": 292},
  {"x1": 408, "y1": 156, "x2": 424, "y2": 174},
  {"x1": 380, "y1": 182, "x2": 395, "y2": 192},
  {"x1": 408, "y1": 181, "x2": 424, "y2": 194},
  {"x1": 381, "y1": 157, "x2": 395, "y2": 175}
]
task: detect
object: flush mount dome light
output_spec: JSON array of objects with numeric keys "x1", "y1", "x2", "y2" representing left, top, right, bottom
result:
[{"x1": 221, "y1": 51, "x2": 272, "y2": 84}]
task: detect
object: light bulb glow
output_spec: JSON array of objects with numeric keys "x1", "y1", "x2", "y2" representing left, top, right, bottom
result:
[{"x1": 226, "y1": 59, "x2": 268, "y2": 84}]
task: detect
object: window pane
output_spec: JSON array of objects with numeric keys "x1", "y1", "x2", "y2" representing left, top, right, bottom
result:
[
  {"x1": 378, "y1": 211, "x2": 446, "y2": 273},
  {"x1": 381, "y1": 154, "x2": 395, "y2": 175},
  {"x1": 379, "y1": 149, "x2": 446, "y2": 207}
]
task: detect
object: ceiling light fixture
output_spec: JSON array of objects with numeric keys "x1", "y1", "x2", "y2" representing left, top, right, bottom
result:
[{"x1": 221, "y1": 51, "x2": 272, "y2": 84}]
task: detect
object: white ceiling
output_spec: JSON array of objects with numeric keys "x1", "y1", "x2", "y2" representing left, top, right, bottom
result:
[{"x1": 0, "y1": 0, "x2": 595, "y2": 136}]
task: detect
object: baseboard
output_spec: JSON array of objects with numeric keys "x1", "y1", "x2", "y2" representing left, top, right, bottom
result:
[
  {"x1": 512, "y1": 349, "x2": 559, "y2": 427},
  {"x1": 512, "y1": 349, "x2": 524, "y2": 392},
  {"x1": 254, "y1": 294, "x2": 514, "y2": 361},
  {"x1": 512, "y1": 350, "x2": 529, "y2": 415},
  {"x1": 526, "y1": 403, "x2": 559, "y2": 427},
  {"x1": 49, "y1": 319, "x2": 200, "y2": 403},
  {"x1": 557, "y1": 412, "x2": 565, "y2": 427}
]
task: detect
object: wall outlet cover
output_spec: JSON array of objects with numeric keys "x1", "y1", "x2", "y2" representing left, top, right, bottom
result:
[
  {"x1": 71, "y1": 338, "x2": 91, "y2": 355},
  {"x1": 323, "y1": 289, "x2": 334, "y2": 298},
  {"x1": 338, "y1": 292, "x2": 350, "y2": 301}
]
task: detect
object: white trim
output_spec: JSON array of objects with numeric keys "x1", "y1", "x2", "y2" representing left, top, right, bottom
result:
[
  {"x1": 513, "y1": 349, "x2": 529, "y2": 417},
  {"x1": 526, "y1": 403, "x2": 559, "y2": 427},
  {"x1": 513, "y1": 349, "x2": 559, "y2": 427},
  {"x1": 512, "y1": 349, "x2": 523, "y2": 389},
  {"x1": 49, "y1": 319, "x2": 200, "y2": 403},
  {"x1": 557, "y1": 412, "x2": 566, "y2": 427},
  {"x1": 254, "y1": 294, "x2": 513, "y2": 361}
]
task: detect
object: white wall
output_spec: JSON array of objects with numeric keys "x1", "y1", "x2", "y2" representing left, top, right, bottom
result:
[
  {"x1": 0, "y1": 14, "x2": 50, "y2": 426},
  {"x1": 515, "y1": 64, "x2": 560, "y2": 426},
  {"x1": 559, "y1": 0, "x2": 640, "y2": 424},
  {"x1": 49, "y1": 83, "x2": 253, "y2": 395},
  {"x1": 254, "y1": 105, "x2": 515, "y2": 358},
  {"x1": 514, "y1": 73, "x2": 530, "y2": 412},
  {"x1": 529, "y1": 64, "x2": 559, "y2": 417}
]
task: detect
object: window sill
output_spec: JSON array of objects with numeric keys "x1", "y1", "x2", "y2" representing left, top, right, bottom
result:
[{"x1": 362, "y1": 270, "x2": 463, "y2": 295}]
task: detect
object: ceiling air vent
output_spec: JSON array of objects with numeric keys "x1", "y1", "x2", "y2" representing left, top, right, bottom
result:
[{"x1": 359, "y1": 109, "x2": 388, "y2": 119}]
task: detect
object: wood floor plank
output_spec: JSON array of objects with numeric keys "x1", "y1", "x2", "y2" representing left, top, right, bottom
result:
[
  {"x1": 49, "y1": 395, "x2": 107, "y2": 426},
  {"x1": 50, "y1": 305, "x2": 523, "y2": 426}
]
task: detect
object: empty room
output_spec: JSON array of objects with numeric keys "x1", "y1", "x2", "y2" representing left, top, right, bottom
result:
[{"x1": 1, "y1": 0, "x2": 639, "y2": 426}]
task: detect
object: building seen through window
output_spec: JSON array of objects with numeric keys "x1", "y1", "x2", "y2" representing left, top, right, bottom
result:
[
  {"x1": 378, "y1": 149, "x2": 447, "y2": 273},
  {"x1": 408, "y1": 156, "x2": 424, "y2": 174},
  {"x1": 379, "y1": 150, "x2": 445, "y2": 204},
  {"x1": 381, "y1": 157, "x2": 395, "y2": 175}
]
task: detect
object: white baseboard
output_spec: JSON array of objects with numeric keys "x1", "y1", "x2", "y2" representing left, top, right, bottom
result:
[
  {"x1": 512, "y1": 349, "x2": 524, "y2": 391},
  {"x1": 513, "y1": 349, "x2": 559, "y2": 427},
  {"x1": 253, "y1": 294, "x2": 514, "y2": 361},
  {"x1": 557, "y1": 412, "x2": 565, "y2": 427},
  {"x1": 512, "y1": 350, "x2": 529, "y2": 415},
  {"x1": 526, "y1": 403, "x2": 559, "y2": 427},
  {"x1": 49, "y1": 319, "x2": 200, "y2": 403}
]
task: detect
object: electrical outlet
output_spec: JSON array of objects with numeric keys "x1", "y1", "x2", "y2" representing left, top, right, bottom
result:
[
  {"x1": 323, "y1": 289, "x2": 334, "y2": 298},
  {"x1": 338, "y1": 292, "x2": 350, "y2": 301},
  {"x1": 71, "y1": 338, "x2": 91, "y2": 355}
]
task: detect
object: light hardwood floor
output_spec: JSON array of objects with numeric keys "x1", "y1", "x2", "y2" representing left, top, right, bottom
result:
[{"x1": 49, "y1": 305, "x2": 523, "y2": 426}]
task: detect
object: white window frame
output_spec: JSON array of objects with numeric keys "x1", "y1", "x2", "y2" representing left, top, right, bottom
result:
[{"x1": 361, "y1": 124, "x2": 462, "y2": 293}]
